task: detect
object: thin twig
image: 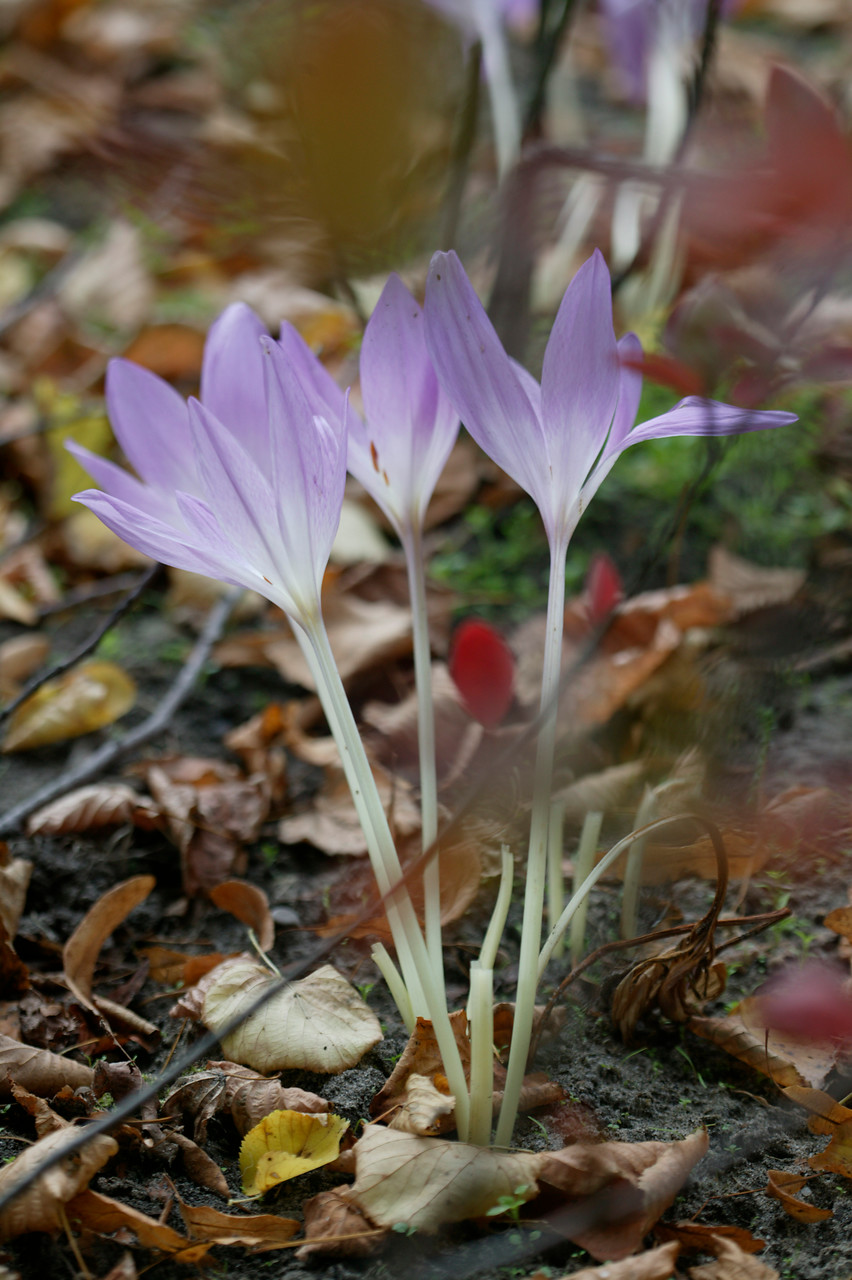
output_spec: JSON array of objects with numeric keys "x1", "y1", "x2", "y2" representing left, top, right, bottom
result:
[
  {"x1": 0, "y1": 564, "x2": 160, "y2": 728},
  {"x1": 524, "y1": 0, "x2": 580, "y2": 137},
  {"x1": 0, "y1": 585, "x2": 239, "y2": 836}
]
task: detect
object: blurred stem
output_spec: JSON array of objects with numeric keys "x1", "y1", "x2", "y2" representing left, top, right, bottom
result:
[
  {"x1": 569, "y1": 809, "x2": 603, "y2": 967},
  {"x1": 525, "y1": 0, "x2": 580, "y2": 136},
  {"x1": 468, "y1": 962, "x2": 495, "y2": 1146},
  {"x1": 620, "y1": 787, "x2": 656, "y2": 940},
  {"x1": 441, "y1": 39, "x2": 482, "y2": 250},
  {"x1": 402, "y1": 522, "x2": 445, "y2": 1004},
  {"x1": 547, "y1": 798, "x2": 565, "y2": 959},
  {"x1": 371, "y1": 943, "x2": 414, "y2": 1032},
  {"x1": 495, "y1": 533, "x2": 567, "y2": 1148},
  {"x1": 299, "y1": 618, "x2": 472, "y2": 1139},
  {"x1": 480, "y1": 844, "x2": 514, "y2": 971}
]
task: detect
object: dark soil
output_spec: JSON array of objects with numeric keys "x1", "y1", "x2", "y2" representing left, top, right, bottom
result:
[{"x1": 1, "y1": 587, "x2": 852, "y2": 1280}]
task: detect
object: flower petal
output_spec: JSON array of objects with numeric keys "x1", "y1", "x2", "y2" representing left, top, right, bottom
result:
[
  {"x1": 621, "y1": 397, "x2": 798, "y2": 448},
  {"x1": 200, "y1": 303, "x2": 271, "y2": 464},
  {"x1": 541, "y1": 249, "x2": 620, "y2": 495},
  {"x1": 354, "y1": 274, "x2": 459, "y2": 528},
  {"x1": 105, "y1": 360, "x2": 196, "y2": 493},
  {"x1": 425, "y1": 251, "x2": 547, "y2": 511},
  {"x1": 66, "y1": 441, "x2": 177, "y2": 524},
  {"x1": 72, "y1": 489, "x2": 235, "y2": 582}
]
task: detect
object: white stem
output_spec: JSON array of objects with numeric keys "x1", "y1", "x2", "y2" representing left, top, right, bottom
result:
[
  {"x1": 467, "y1": 961, "x2": 494, "y2": 1146},
  {"x1": 479, "y1": 844, "x2": 514, "y2": 972},
  {"x1": 371, "y1": 943, "x2": 414, "y2": 1032},
  {"x1": 299, "y1": 618, "x2": 472, "y2": 1138},
  {"x1": 473, "y1": 0, "x2": 521, "y2": 179},
  {"x1": 402, "y1": 524, "x2": 444, "y2": 1000},
  {"x1": 538, "y1": 824, "x2": 663, "y2": 978},
  {"x1": 569, "y1": 810, "x2": 604, "y2": 967},
  {"x1": 547, "y1": 799, "x2": 565, "y2": 960},
  {"x1": 621, "y1": 786, "x2": 656, "y2": 941},
  {"x1": 495, "y1": 536, "x2": 567, "y2": 1148}
]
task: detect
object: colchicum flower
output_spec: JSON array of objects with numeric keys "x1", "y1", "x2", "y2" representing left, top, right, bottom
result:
[
  {"x1": 277, "y1": 274, "x2": 460, "y2": 990},
  {"x1": 69, "y1": 304, "x2": 346, "y2": 630},
  {"x1": 425, "y1": 246, "x2": 797, "y2": 1145},
  {"x1": 70, "y1": 300, "x2": 473, "y2": 1138}
]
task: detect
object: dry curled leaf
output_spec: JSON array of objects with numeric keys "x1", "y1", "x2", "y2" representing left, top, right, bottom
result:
[
  {"x1": 65, "y1": 1189, "x2": 204, "y2": 1259},
  {"x1": 689, "y1": 1007, "x2": 839, "y2": 1090},
  {"x1": 687, "y1": 1237, "x2": 779, "y2": 1279},
  {"x1": 0, "y1": 1033, "x2": 93, "y2": 1097},
  {"x1": 25, "y1": 784, "x2": 160, "y2": 836},
  {"x1": 0, "y1": 1128, "x2": 118, "y2": 1240},
  {"x1": 765, "y1": 1169, "x2": 833, "y2": 1223},
  {"x1": 0, "y1": 854, "x2": 31, "y2": 997},
  {"x1": 239, "y1": 1109, "x2": 349, "y2": 1195},
  {"x1": 177, "y1": 1201, "x2": 300, "y2": 1251},
  {"x1": 209, "y1": 880, "x2": 275, "y2": 953},
  {"x1": 2, "y1": 660, "x2": 136, "y2": 752},
  {"x1": 163, "y1": 1061, "x2": 329, "y2": 1143},
  {"x1": 298, "y1": 1186, "x2": 386, "y2": 1258},
  {"x1": 549, "y1": 1241, "x2": 680, "y2": 1280},
  {"x1": 201, "y1": 959, "x2": 382, "y2": 1073},
  {"x1": 540, "y1": 1129, "x2": 709, "y2": 1261}
]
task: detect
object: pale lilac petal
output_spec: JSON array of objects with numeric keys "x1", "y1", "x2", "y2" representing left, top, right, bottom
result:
[
  {"x1": 105, "y1": 360, "x2": 196, "y2": 493},
  {"x1": 66, "y1": 441, "x2": 177, "y2": 524},
  {"x1": 425, "y1": 251, "x2": 548, "y2": 512},
  {"x1": 578, "y1": 331, "x2": 644, "y2": 511},
  {"x1": 261, "y1": 337, "x2": 346, "y2": 586},
  {"x1": 72, "y1": 489, "x2": 234, "y2": 582},
  {"x1": 187, "y1": 399, "x2": 282, "y2": 586},
  {"x1": 174, "y1": 492, "x2": 296, "y2": 613},
  {"x1": 275, "y1": 322, "x2": 350, "y2": 430},
  {"x1": 541, "y1": 249, "x2": 620, "y2": 492},
  {"x1": 620, "y1": 398, "x2": 798, "y2": 449},
  {"x1": 200, "y1": 303, "x2": 270, "y2": 463},
  {"x1": 355, "y1": 274, "x2": 459, "y2": 528}
]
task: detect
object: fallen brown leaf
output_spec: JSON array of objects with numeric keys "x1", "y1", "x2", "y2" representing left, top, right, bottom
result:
[
  {"x1": 0, "y1": 1128, "x2": 118, "y2": 1241},
  {"x1": 298, "y1": 1186, "x2": 387, "y2": 1258},
  {"x1": 280, "y1": 762, "x2": 421, "y2": 857},
  {"x1": 687, "y1": 1236, "x2": 779, "y2": 1279},
  {"x1": 689, "y1": 1006, "x2": 839, "y2": 1090},
  {"x1": 784, "y1": 1086, "x2": 852, "y2": 1181},
  {"x1": 0, "y1": 1033, "x2": 93, "y2": 1097},
  {"x1": 548, "y1": 1241, "x2": 680, "y2": 1280},
  {"x1": 765, "y1": 1169, "x2": 833, "y2": 1223},
  {"x1": 66, "y1": 1188, "x2": 206, "y2": 1260},
  {"x1": 162, "y1": 1061, "x2": 328, "y2": 1142},
  {"x1": 62, "y1": 874, "x2": 156, "y2": 1021},
  {"x1": 656, "y1": 1221, "x2": 766, "y2": 1254},
  {"x1": 25, "y1": 783, "x2": 161, "y2": 837},
  {"x1": 541, "y1": 1129, "x2": 709, "y2": 1261},
  {"x1": 177, "y1": 1201, "x2": 300, "y2": 1251},
  {"x1": 0, "y1": 852, "x2": 31, "y2": 997},
  {"x1": 209, "y1": 879, "x2": 275, "y2": 953}
]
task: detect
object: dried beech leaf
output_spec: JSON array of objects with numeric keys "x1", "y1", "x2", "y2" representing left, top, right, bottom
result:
[
  {"x1": 62, "y1": 875, "x2": 155, "y2": 1008},
  {"x1": 765, "y1": 1169, "x2": 833, "y2": 1223},
  {"x1": 239, "y1": 1109, "x2": 349, "y2": 1194},
  {"x1": 26, "y1": 784, "x2": 159, "y2": 836},
  {"x1": 386, "y1": 1072, "x2": 456, "y2": 1135},
  {"x1": 550, "y1": 1241, "x2": 680, "y2": 1280},
  {"x1": 202, "y1": 959, "x2": 382, "y2": 1073},
  {"x1": 347, "y1": 1124, "x2": 542, "y2": 1231},
  {"x1": 217, "y1": 1061, "x2": 328, "y2": 1136},
  {"x1": 209, "y1": 880, "x2": 275, "y2": 953},
  {"x1": 298, "y1": 1187, "x2": 386, "y2": 1258},
  {"x1": 0, "y1": 1033, "x2": 93, "y2": 1097},
  {"x1": 0, "y1": 1128, "x2": 118, "y2": 1240},
  {"x1": 540, "y1": 1129, "x2": 709, "y2": 1261},
  {"x1": 279, "y1": 763, "x2": 420, "y2": 857},
  {"x1": 656, "y1": 1221, "x2": 766, "y2": 1254},
  {"x1": 66, "y1": 1189, "x2": 202, "y2": 1258},
  {"x1": 2, "y1": 661, "x2": 136, "y2": 752},
  {"x1": 689, "y1": 1009, "x2": 839, "y2": 1089},
  {"x1": 783, "y1": 1087, "x2": 852, "y2": 1180},
  {"x1": 177, "y1": 1202, "x2": 300, "y2": 1251},
  {"x1": 687, "y1": 1237, "x2": 779, "y2": 1279},
  {"x1": 171, "y1": 1132, "x2": 230, "y2": 1198},
  {"x1": 824, "y1": 907, "x2": 852, "y2": 940}
]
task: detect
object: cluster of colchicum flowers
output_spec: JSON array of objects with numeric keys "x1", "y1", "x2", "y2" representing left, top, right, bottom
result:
[{"x1": 71, "y1": 250, "x2": 795, "y2": 1146}]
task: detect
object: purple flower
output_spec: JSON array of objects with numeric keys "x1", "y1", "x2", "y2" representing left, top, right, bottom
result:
[
  {"x1": 275, "y1": 274, "x2": 459, "y2": 538},
  {"x1": 69, "y1": 303, "x2": 347, "y2": 627},
  {"x1": 424, "y1": 248, "x2": 797, "y2": 553},
  {"x1": 601, "y1": 0, "x2": 742, "y2": 102}
]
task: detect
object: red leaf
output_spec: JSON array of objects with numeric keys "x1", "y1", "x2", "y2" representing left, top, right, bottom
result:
[
  {"x1": 756, "y1": 962, "x2": 852, "y2": 1045},
  {"x1": 585, "y1": 552, "x2": 623, "y2": 625},
  {"x1": 449, "y1": 620, "x2": 515, "y2": 729}
]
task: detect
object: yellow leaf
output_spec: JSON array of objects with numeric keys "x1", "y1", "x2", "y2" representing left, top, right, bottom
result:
[
  {"x1": 239, "y1": 1110, "x2": 349, "y2": 1196},
  {"x1": 33, "y1": 378, "x2": 114, "y2": 522},
  {"x1": 2, "y1": 661, "x2": 136, "y2": 752}
]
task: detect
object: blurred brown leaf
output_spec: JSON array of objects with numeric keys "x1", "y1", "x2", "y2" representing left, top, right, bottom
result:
[
  {"x1": 0, "y1": 1127, "x2": 118, "y2": 1241},
  {"x1": 2, "y1": 660, "x2": 136, "y2": 752}
]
